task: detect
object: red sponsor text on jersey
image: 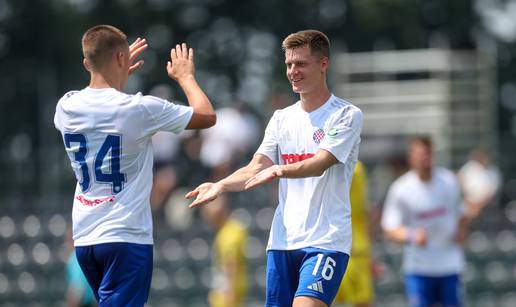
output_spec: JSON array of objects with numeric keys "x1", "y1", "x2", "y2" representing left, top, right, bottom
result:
[
  {"x1": 416, "y1": 207, "x2": 447, "y2": 220},
  {"x1": 76, "y1": 195, "x2": 115, "y2": 207},
  {"x1": 281, "y1": 153, "x2": 314, "y2": 165}
]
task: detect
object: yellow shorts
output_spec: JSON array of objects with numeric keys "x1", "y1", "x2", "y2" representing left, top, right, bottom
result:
[{"x1": 334, "y1": 256, "x2": 374, "y2": 304}]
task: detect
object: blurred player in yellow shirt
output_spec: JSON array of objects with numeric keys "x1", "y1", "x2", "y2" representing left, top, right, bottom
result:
[
  {"x1": 335, "y1": 161, "x2": 374, "y2": 307},
  {"x1": 201, "y1": 195, "x2": 248, "y2": 307}
]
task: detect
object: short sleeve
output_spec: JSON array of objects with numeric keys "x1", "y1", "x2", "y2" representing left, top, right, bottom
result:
[
  {"x1": 381, "y1": 183, "x2": 404, "y2": 230},
  {"x1": 139, "y1": 95, "x2": 193, "y2": 136},
  {"x1": 255, "y1": 111, "x2": 280, "y2": 164},
  {"x1": 54, "y1": 105, "x2": 62, "y2": 131},
  {"x1": 318, "y1": 107, "x2": 363, "y2": 163}
]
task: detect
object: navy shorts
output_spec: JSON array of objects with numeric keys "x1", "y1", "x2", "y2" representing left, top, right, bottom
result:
[
  {"x1": 405, "y1": 274, "x2": 463, "y2": 307},
  {"x1": 265, "y1": 248, "x2": 349, "y2": 307},
  {"x1": 76, "y1": 242, "x2": 153, "y2": 307}
]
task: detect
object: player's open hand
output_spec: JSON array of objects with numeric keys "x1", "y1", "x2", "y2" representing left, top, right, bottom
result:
[
  {"x1": 128, "y1": 37, "x2": 148, "y2": 75},
  {"x1": 412, "y1": 228, "x2": 427, "y2": 247},
  {"x1": 244, "y1": 165, "x2": 283, "y2": 190},
  {"x1": 185, "y1": 182, "x2": 223, "y2": 208},
  {"x1": 167, "y1": 43, "x2": 194, "y2": 82}
]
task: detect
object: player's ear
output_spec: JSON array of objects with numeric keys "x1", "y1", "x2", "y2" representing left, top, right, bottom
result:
[
  {"x1": 116, "y1": 51, "x2": 125, "y2": 67},
  {"x1": 320, "y1": 56, "x2": 329, "y2": 73},
  {"x1": 83, "y1": 58, "x2": 92, "y2": 72}
]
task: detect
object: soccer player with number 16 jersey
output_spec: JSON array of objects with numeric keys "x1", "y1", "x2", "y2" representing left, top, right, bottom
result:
[
  {"x1": 187, "y1": 30, "x2": 363, "y2": 307},
  {"x1": 54, "y1": 25, "x2": 216, "y2": 306}
]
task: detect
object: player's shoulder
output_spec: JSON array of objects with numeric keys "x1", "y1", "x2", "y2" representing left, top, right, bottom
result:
[
  {"x1": 57, "y1": 90, "x2": 80, "y2": 105},
  {"x1": 271, "y1": 100, "x2": 301, "y2": 119},
  {"x1": 391, "y1": 171, "x2": 416, "y2": 190},
  {"x1": 138, "y1": 94, "x2": 181, "y2": 111},
  {"x1": 61, "y1": 90, "x2": 80, "y2": 100},
  {"x1": 435, "y1": 167, "x2": 459, "y2": 185},
  {"x1": 330, "y1": 95, "x2": 362, "y2": 113},
  {"x1": 327, "y1": 95, "x2": 363, "y2": 122}
]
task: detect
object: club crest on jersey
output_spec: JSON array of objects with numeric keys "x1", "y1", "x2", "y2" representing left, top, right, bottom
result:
[
  {"x1": 313, "y1": 128, "x2": 325, "y2": 144},
  {"x1": 328, "y1": 128, "x2": 338, "y2": 138}
]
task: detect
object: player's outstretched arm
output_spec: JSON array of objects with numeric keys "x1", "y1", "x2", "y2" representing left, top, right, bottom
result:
[
  {"x1": 244, "y1": 149, "x2": 337, "y2": 190},
  {"x1": 167, "y1": 43, "x2": 215, "y2": 129},
  {"x1": 186, "y1": 154, "x2": 274, "y2": 208},
  {"x1": 383, "y1": 227, "x2": 427, "y2": 246}
]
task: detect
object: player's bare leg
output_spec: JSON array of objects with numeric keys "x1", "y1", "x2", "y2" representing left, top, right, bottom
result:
[{"x1": 293, "y1": 296, "x2": 328, "y2": 307}]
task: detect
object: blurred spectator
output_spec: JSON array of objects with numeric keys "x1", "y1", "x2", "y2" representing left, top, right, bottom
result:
[
  {"x1": 200, "y1": 105, "x2": 260, "y2": 181},
  {"x1": 335, "y1": 161, "x2": 375, "y2": 307},
  {"x1": 381, "y1": 136, "x2": 469, "y2": 307},
  {"x1": 65, "y1": 229, "x2": 96, "y2": 307},
  {"x1": 149, "y1": 85, "x2": 188, "y2": 210},
  {"x1": 458, "y1": 149, "x2": 501, "y2": 219},
  {"x1": 150, "y1": 131, "x2": 180, "y2": 210},
  {"x1": 200, "y1": 195, "x2": 248, "y2": 307}
]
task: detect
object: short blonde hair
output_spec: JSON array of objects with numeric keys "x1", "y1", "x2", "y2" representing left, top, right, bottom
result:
[
  {"x1": 282, "y1": 30, "x2": 330, "y2": 59},
  {"x1": 82, "y1": 25, "x2": 128, "y2": 71}
]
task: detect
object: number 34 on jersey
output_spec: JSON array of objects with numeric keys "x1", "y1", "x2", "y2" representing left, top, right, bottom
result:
[{"x1": 64, "y1": 133, "x2": 126, "y2": 194}]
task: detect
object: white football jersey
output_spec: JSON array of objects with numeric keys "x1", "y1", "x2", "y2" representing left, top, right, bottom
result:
[
  {"x1": 256, "y1": 95, "x2": 363, "y2": 254},
  {"x1": 381, "y1": 168, "x2": 465, "y2": 275},
  {"x1": 54, "y1": 87, "x2": 193, "y2": 246}
]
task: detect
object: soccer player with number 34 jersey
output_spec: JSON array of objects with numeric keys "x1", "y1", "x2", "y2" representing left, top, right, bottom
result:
[
  {"x1": 186, "y1": 30, "x2": 363, "y2": 307},
  {"x1": 54, "y1": 25, "x2": 215, "y2": 306}
]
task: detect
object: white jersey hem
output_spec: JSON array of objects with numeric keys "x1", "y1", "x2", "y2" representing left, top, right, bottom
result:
[
  {"x1": 74, "y1": 237, "x2": 154, "y2": 247},
  {"x1": 266, "y1": 242, "x2": 350, "y2": 255}
]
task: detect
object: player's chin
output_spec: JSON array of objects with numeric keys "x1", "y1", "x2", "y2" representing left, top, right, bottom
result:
[{"x1": 291, "y1": 85, "x2": 303, "y2": 93}]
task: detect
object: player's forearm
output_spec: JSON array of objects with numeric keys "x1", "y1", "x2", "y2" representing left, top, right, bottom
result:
[
  {"x1": 178, "y1": 75, "x2": 215, "y2": 117},
  {"x1": 279, "y1": 155, "x2": 330, "y2": 178},
  {"x1": 456, "y1": 215, "x2": 471, "y2": 240},
  {"x1": 383, "y1": 227, "x2": 411, "y2": 244},
  {"x1": 218, "y1": 164, "x2": 263, "y2": 192}
]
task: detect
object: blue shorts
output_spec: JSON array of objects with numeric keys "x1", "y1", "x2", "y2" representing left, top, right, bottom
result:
[
  {"x1": 405, "y1": 274, "x2": 463, "y2": 307},
  {"x1": 76, "y1": 242, "x2": 153, "y2": 307},
  {"x1": 265, "y1": 248, "x2": 349, "y2": 307}
]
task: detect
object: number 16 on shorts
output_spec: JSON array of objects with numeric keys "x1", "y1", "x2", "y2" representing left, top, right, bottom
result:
[
  {"x1": 298, "y1": 248, "x2": 349, "y2": 303},
  {"x1": 312, "y1": 253, "x2": 337, "y2": 280}
]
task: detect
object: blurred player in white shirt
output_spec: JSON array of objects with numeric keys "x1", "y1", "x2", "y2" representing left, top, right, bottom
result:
[
  {"x1": 381, "y1": 136, "x2": 469, "y2": 307},
  {"x1": 186, "y1": 30, "x2": 363, "y2": 307},
  {"x1": 54, "y1": 25, "x2": 215, "y2": 306}
]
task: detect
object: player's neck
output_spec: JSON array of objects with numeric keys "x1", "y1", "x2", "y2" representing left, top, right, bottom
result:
[
  {"x1": 299, "y1": 86, "x2": 331, "y2": 113},
  {"x1": 89, "y1": 72, "x2": 123, "y2": 91},
  {"x1": 416, "y1": 169, "x2": 432, "y2": 182}
]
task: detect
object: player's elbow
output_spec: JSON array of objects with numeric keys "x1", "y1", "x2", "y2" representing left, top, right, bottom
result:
[
  {"x1": 312, "y1": 167, "x2": 325, "y2": 177},
  {"x1": 185, "y1": 112, "x2": 217, "y2": 129},
  {"x1": 203, "y1": 113, "x2": 217, "y2": 128}
]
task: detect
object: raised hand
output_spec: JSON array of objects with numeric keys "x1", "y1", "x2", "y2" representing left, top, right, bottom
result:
[
  {"x1": 244, "y1": 165, "x2": 283, "y2": 190},
  {"x1": 185, "y1": 182, "x2": 224, "y2": 208},
  {"x1": 128, "y1": 38, "x2": 148, "y2": 75},
  {"x1": 167, "y1": 43, "x2": 194, "y2": 82}
]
